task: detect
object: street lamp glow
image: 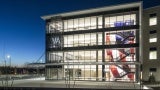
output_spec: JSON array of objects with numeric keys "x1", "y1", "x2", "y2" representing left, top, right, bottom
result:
[
  {"x1": 7, "y1": 55, "x2": 10, "y2": 59},
  {"x1": 6, "y1": 54, "x2": 11, "y2": 67}
]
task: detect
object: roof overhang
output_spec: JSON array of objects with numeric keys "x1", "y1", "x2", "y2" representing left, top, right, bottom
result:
[{"x1": 41, "y1": 2, "x2": 142, "y2": 20}]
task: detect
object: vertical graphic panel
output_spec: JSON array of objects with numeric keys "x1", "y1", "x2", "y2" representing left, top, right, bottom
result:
[
  {"x1": 105, "y1": 30, "x2": 136, "y2": 81},
  {"x1": 47, "y1": 35, "x2": 63, "y2": 48},
  {"x1": 105, "y1": 31, "x2": 135, "y2": 45}
]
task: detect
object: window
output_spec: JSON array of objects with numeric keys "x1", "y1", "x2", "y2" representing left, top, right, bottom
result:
[
  {"x1": 90, "y1": 17, "x2": 96, "y2": 29},
  {"x1": 98, "y1": 16, "x2": 102, "y2": 28},
  {"x1": 47, "y1": 52, "x2": 63, "y2": 63},
  {"x1": 105, "y1": 14, "x2": 136, "y2": 28},
  {"x1": 105, "y1": 48, "x2": 136, "y2": 62},
  {"x1": 98, "y1": 33, "x2": 102, "y2": 45},
  {"x1": 79, "y1": 18, "x2": 85, "y2": 30},
  {"x1": 149, "y1": 47, "x2": 157, "y2": 59},
  {"x1": 149, "y1": 30, "x2": 157, "y2": 43},
  {"x1": 64, "y1": 16, "x2": 100, "y2": 32},
  {"x1": 105, "y1": 30, "x2": 136, "y2": 45},
  {"x1": 74, "y1": 19, "x2": 78, "y2": 30},
  {"x1": 110, "y1": 16, "x2": 116, "y2": 27},
  {"x1": 64, "y1": 20, "x2": 68, "y2": 32},
  {"x1": 64, "y1": 33, "x2": 97, "y2": 47},
  {"x1": 150, "y1": 68, "x2": 157, "y2": 72},
  {"x1": 68, "y1": 19, "x2": 74, "y2": 31},
  {"x1": 149, "y1": 13, "x2": 157, "y2": 26},
  {"x1": 85, "y1": 17, "x2": 90, "y2": 29},
  {"x1": 48, "y1": 21, "x2": 62, "y2": 33}
]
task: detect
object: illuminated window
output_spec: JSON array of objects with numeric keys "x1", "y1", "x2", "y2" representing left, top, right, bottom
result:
[
  {"x1": 150, "y1": 38, "x2": 157, "y2": 43},
  {"x1": 63, "y1": 33, "x2": 98, "y2": 47},
  {"x1": 68, "y1": 19, "x2": 74, "y2": 31},
  {"x1": 90, "y1": 17, "x2": 96, "y2": 29},
  {"x1": 105, "y1": 14, "x2": 136, "y2": 28},
  {"x1": 64, "y1": 16, "x2": 100, "y2": 32},
  {"x1": 149, "y1": 30, "x2": 157, "y2": 43},
  {"x1": 79, "y1": 18, "x2": 85, "y2": 30},
  {"x1": 98, "y1": 16, "x2": 102, "y2": 28},
  {"x1": 149, "y1": 51, "x2": 157, "y2": 59},
  {"x1": 149, "y1": 13, "x2": 157, "y2": 26},
  {"x1": 149, "y1": 47, "x2": 157, "y2": 60}
]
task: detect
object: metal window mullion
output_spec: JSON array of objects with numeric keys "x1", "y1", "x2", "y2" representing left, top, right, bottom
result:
[
  {"x1": 96, "y1": 50, "x2": 98, "y2": 81},
  {"x1": 84, "y1": 51, "x2": 85, "y2": 80},
  {"x1": 90, "y1": 50, "x2": 91, "y2": 80},
  {"x1": 96, "y1": 16, "x2": 98, "y2": 29}
]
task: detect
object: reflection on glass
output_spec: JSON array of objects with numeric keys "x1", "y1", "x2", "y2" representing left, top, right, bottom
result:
[
  {"x1": 104, "y1": 65, "x2": 135, "y2": 81},
  {"x1": 105, "y1": 30, "x2": 136, "y2": 45},
  {"x1": 105, "y1": 48, "x2": 136, "y2": 62},
  {"x1": 48, "y1": 21, "x2": 62, "y2": 33},
  {"x1": 105, "y1": 14, "x2": 136, "y2": 28}
]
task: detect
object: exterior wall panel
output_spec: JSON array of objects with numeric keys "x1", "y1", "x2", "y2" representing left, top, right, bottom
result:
[{"x1": 142, "y1": 6, "x2": 160, "y2": 82}]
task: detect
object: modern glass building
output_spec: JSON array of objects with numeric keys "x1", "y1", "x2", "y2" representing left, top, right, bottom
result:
[{"x1": 41, "y1": 2, "x2": 142, "y2": 82}]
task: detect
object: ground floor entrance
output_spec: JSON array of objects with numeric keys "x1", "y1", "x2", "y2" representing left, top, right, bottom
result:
[{"x1": 46, "y1": 64, "x2": 137, "y2": 82}]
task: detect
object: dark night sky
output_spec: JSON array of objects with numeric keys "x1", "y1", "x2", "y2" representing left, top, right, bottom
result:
[{"x1": 0, "y1": 0, "x2": 159, "y2": 65}]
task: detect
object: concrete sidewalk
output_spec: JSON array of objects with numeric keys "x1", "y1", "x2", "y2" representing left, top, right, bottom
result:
[{"x1": 0, "y1": 78, "x2": 152, "y2": 89}]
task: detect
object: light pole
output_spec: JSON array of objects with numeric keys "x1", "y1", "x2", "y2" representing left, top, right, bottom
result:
[
  {"x1": 7, "y1": 55, "x2": 11, "y2": 75},
  {"x1": 3, "y1": 54, "x2": 12, "y2": 87},
  {"x1": 7, "y1": 55, "x2": 11, "y2": 68}
]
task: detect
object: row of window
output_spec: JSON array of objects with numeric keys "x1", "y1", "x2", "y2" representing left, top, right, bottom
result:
[
  {"x1": 46, "y1": 50, "x2": 101, "y2": 63},
  {"x1": 47, "y1": 13, "x2": 137, "y2": 33},
  {"x1": 149, "y1": 13, "x2": 157, "y2": 43},
  {"x1": 149, "y1": 13, "x2": 158, "y2": 60},
  {"x1": 47, "y1": 30, "x2": 137, "y2": 48},
  {"x1": 105, "y1": 14, "x2": 136, "y2": 28},
  {"x1": 64, "y1": 33, "x2": 101, "y2": 47},
  {"x1": 46, "y1": 65, "x2": 136, "y2": 81},
  {"x1": 46, "y1": 48, "x2": 136, "y2": 63},
  {"x1": 63, "y1": 16, "x2": 102, "y2": 31}
]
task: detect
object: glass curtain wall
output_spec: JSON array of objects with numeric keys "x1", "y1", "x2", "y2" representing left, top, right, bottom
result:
[
  {"x1": 105, "y1": 14, "x2": 136, "y2": 28},
  {"x1": 103, "y1": 12, "x2": 137, "y2": 81},
  {"x1": 47, "y1": 20, "x2": 63, "y2": 33},
  {"x1": 46, "y1": 12, "x2": 138, "y2": 82},
  {"x1": 64, "y1": 33, "x2": 102, "y2": 47},
  {"x1": 46, "y1": 66, "x2": 63, "y2": 80},
  {"x1": 105, "y1": 30, "x2": 136, "y2": 45},
  {"x1": 64, "y1": 16, "x2": 102, "y2": 32},
  {"x1": 46, "y1": 50, "x2": 102, "y2": 80},
  {"x1": 46, "y1": 47, "x2": 137, "y2": 81},
  {"x1": 46, "y1": 52, "x2": 63, "y2": 80},
  {"x1": 105, "y1": 48, "x2": 136, "y2": 81},
  {"x1": 64, "y1": 50, "x2": 102, "y2": 81}
]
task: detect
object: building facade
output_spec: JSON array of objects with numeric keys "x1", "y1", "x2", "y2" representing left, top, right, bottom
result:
[
  {"x1": 142, "y1": 6, "x2": 160, "y2": 82},
  {"x1": 42, "y1": 2, "x2": 142, "y2": 82}
]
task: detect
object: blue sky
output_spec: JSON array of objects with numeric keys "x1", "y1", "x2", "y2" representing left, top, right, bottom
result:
[{"x1": 0, "y1": 0, "x2": 159, "y2": 65}]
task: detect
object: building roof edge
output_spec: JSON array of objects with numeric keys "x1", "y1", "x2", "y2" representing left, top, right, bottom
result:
[
  {"x1": 144, "y1": 5, "x2": 160, "y2": 10},
  {"x1": 41, "y1": 1, "x2": 142, "y2": 20}
]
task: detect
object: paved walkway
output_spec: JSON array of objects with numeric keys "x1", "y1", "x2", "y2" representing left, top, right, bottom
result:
[{"x1": 0, "y1": 78, "x2": 152, "y2": 89}]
